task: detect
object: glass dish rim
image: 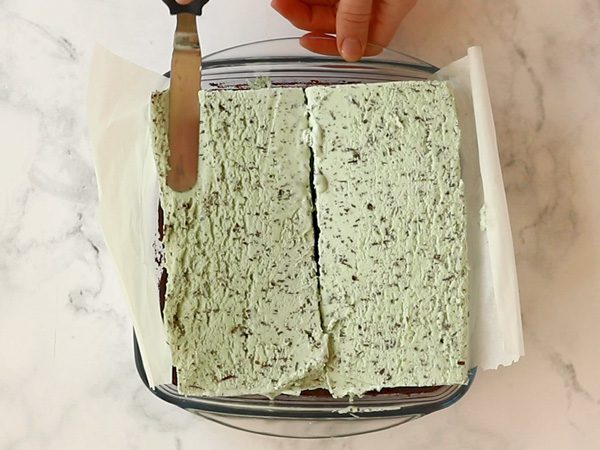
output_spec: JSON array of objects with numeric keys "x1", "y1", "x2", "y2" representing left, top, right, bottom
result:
[
  {"x1": 201, "y1": 36, "x2": 439, "y2": 73},
  {"x1": 134, "y1": 335, "x2": 476, "y2": 420},
  {"x1": 139, "y1": 36, "x2": 475, "y2": 423}
]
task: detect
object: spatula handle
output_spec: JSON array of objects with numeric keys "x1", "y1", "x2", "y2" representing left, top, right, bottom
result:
[{"x1": 162, "y1": 0, "x2": 209, "y2": 16}]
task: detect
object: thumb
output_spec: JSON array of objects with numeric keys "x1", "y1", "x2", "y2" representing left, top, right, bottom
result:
[{"x1": 336, "y1": 0, "x2": 373, "y2": 62}]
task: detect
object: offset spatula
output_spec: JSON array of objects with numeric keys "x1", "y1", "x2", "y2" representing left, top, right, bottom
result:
[{"x1": 162, "y1": 0, "x2": 209, "y2": 191}]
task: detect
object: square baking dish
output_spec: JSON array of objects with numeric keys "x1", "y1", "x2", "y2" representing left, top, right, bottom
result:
[{"x1": 135, "y1": 37, "x2": 476, "y2": 439}]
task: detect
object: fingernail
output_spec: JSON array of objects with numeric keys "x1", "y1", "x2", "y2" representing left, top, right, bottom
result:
[{"x1": 340, "y1": 38, "x2": 363, "y2": 62}]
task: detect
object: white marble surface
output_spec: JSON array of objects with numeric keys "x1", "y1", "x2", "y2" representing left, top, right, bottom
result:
[{"x1": 1, "y1": 0, "x2": 599, "y2": 448}]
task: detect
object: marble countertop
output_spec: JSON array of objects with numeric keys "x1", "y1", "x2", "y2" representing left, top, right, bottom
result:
[{"x1": 1, "y1": 0, "x2": 599, "y2": 448}]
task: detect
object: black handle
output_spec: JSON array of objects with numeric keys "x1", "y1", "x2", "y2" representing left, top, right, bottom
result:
[{"x1": 162, "y1": 0, "x2": 209, "y2": 15}]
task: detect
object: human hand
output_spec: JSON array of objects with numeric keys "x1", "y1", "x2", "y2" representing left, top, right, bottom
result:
[
  {"x1": 271, "y1": 0, "x2": 417, "y2": 61},
  {"x1": 174, "y1": 0, "x2": 416, "y2": 62}
]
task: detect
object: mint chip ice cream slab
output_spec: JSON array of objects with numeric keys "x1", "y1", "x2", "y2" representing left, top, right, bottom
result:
[
  {"x1": 151, "y1": 88, "x2": 328, "y2": 397},
  {"x1": 151, "y1": 80, "x2": 469, "y2": 398}
]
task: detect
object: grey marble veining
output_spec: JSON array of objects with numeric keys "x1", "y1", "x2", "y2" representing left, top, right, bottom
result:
[{"x1": 1, "y1": 0, "x2": 599, "y2": 448}]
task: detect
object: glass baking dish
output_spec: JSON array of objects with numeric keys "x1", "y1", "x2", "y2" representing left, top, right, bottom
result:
[{"x1": 134, "y1": 37, "x2": 476, "y2": 439}]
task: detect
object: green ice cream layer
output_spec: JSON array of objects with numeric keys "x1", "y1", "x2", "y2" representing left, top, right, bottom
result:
[
  {"x1": 151, "y1": 80, "x2": 469, "y2": 398},
  {"x1": 306, "y1": 81, "x2": 469, "y2": 397},
  {"x1": 151, "y1": 88, "x2": 328, "y2": 397}
]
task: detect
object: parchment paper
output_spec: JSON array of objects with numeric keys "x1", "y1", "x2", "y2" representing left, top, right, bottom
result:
[
  {"x1": 88, "y1": 46, "x2": 171, "y2": 386},
  {"x1": 435, "y1": 47, "x2": 524, "y2": 369},
  {"x1": 89, "y1": 45, "x2": 523, "y2": 388}
]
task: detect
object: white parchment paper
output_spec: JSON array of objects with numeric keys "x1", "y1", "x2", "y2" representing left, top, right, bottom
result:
[
  {"x1": 88, "y1": 46, "x2": 171, "y2": 386},
  {"x1": 435, "y1": 47, "x2": 524, "y2": 369},
  {"x1": 89, "y1": 45, "x2": 523, "y2": 387}
]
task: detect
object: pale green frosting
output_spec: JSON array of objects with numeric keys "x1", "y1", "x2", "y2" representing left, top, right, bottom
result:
[
  {"x1": 151, "y1": 88, "x2": 328, "y2": 397},
  {"x1": 306, "y1": 81, "x2": 469, "y2": 397},
  {"x1": 151, "y1": 80, "x2": 469, "y2": 398}
]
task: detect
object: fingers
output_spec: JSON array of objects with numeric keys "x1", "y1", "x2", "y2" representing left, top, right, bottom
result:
[
  {"x1": 300, "y1": 33, "x2": 340, "y2": 56},
  {"x1": 368, "y1": 0, "x2": 417, "y2": 47},
  {"x1": 271, "y1": 0, "x2": 337, "y2": 33},
  {"x1": 274, "y1": 0, "x2": 417, "y2": 61},
  {"x1": 300, "y1": 32, "x2": 382, "y2": 57},
  {"x1": 336, "y1": 0, "x2": 373, "y2": 62}
]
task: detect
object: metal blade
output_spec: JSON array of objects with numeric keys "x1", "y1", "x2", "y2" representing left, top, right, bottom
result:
[{"x1": 167, "y1": 13, "x2": 200, "y2": 192}]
